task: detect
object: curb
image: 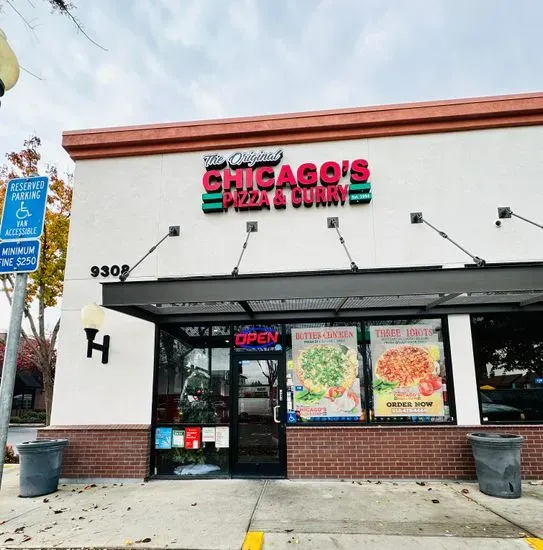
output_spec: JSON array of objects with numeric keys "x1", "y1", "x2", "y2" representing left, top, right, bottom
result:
[
  {"x1": 242, "y1": 531, "x2": 264, "y2": 550},
  {"x1": 526, "y1": 539, "x2": 543, "y2": 550}
]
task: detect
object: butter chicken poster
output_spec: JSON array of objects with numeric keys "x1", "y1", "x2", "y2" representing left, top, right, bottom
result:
[
  {"x1": 370, "y1": 324, "x2": 445, "y2": 417},
  {"x1": 290, "y1": 326, "x2": 362, "y2": 421}
]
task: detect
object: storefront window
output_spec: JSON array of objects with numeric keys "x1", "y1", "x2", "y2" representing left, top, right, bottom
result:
[
  {"x1": 153, "y1": 326, "x2": 231, "y2": 477},
  {"x1": 472, "y1": 313, "x2": 543, "y2": 423},
  {"x1": 365, "y1": 319, "x2": 453, "y2": 423}
]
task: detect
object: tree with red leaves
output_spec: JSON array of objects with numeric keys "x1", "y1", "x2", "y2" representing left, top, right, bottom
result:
[{"x1": 1, "y1": 137, "x2": 71, "y2": 424}]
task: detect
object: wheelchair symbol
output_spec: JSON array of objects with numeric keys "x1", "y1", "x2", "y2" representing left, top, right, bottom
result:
[{"x1": 16, "y1": 202, "x2": 32, "y2": 220}]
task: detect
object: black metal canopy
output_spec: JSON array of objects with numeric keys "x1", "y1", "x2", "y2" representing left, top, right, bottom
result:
[{"x1": 101, "y1": 263, "x2": 543, "y2": 324}]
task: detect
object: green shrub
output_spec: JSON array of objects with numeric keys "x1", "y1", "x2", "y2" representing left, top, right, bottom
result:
[{"x1": 10, "y1": 411, "x2": 46, "y2": 424}]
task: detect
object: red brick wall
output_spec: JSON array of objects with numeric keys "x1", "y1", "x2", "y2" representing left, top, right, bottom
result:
[
  {"x1": 37, "y1": 425, "x2": 151, "y2": 479},
  {"x1": 287, "y1": 425, "x2": 543, "y2": 480}
]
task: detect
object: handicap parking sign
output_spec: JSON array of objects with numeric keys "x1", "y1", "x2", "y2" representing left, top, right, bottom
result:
[{"x1": 0, "y1": 176, "x2": 49, "y2": 241}]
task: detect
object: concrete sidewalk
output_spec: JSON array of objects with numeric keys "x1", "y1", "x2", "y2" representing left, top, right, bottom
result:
[{"x1": 1, "y1": 465, "x2": 542, "y2": 549}]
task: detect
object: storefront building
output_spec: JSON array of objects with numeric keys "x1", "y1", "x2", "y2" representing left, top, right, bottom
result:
[{"x1": 39, "y1": 93, "x2": 543, "y2": 480}]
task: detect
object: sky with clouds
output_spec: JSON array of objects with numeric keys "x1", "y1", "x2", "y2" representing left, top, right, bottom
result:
[{"x1": 1, "y1": 0, "x2": 543, "y2": 330}]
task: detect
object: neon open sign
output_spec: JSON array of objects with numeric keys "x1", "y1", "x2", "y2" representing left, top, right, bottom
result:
[{"x1": 234, "y1": 327, "x2": 280, "y2": 350}]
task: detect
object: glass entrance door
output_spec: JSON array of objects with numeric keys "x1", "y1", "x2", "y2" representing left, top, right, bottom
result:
[{"x1": 232, "y1": 355, "x2": 286, "y2": 477}]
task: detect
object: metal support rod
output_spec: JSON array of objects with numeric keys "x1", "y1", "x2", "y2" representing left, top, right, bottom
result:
[
  {"x1": 511, "y1": 211, "x2": 543, "y2": 230},
  {"x1": 329, "y1": 219, "x2": 358, "y2": 271},
  {"x1": 119, "y1": 226, "x2": 180, "y2": 282},
  {"x1": 0, "y1": 272, "x2": 28, "y2": 490},
  {"x1": 232, "y1": 230, "x2": 253, "y2": 276},
  {"x1": 413, "y1": 214, "x2": 486, "y2": 267}
]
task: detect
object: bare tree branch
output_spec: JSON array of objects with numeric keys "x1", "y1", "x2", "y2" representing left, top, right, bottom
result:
[
  {"x1": 1, "y1": 275, "x2": 14, "y2": 306},
  {"x1": 5, "y1": 0, "x2": 38, "y2": 34},
  {"x1": 50, "y1": 317, "x2": 61, "y2": 350},
  {"x1": 20, "y1": 66, "x2": 45, "y2": 81},
  {"x1": 56, "y1": 4, "x2": 108, "y2": 51}
]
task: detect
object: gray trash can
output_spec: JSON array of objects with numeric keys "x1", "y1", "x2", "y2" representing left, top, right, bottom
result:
[
  {"x1": 467, "y1": 432, "x2": 524, "y2": 498},
  {"x1": 16, "y1": 439, "x2": 68, "y2": 498}
]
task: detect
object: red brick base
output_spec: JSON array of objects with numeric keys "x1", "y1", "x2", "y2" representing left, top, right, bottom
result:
[
  {"x1": 287, "y1": 425, "x2": 543, "y2": 480},
  {"x1": 37, "y1": 425, "x2": 151, "y2": 479}
]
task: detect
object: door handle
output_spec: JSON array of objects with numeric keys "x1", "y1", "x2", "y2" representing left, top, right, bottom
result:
[{"x1": 273, "y1": 405, "x2": 280, "y2": 423}]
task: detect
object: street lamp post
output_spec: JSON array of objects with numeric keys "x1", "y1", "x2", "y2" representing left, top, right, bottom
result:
[{"x1": 0, "y1": 28, "x2": 21, "y2": 489}]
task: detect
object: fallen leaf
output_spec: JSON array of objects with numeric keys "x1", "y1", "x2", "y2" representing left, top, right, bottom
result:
[
  {"x1": 461, "y1": 489, "x2": 470, "y2": 494},
  {"x1": 191, "y1": 502, "x2": 197, "y2": 506},
  {"x1": 14, "y1": 526, "x2": 24, "y2": 534},
  {"x1": 125, "y1": 538, "x2": 133, "y2": 546},
  {"x1": 78, "y1": 516, "x2": 85, "y2": 520},
  {"x1": 432, "y1": 499, "x2": 440, "y2": 504},
  {"x1": 135, "y1": 538, "x2": 152, "y2": 543},
  {"x1": 127, "y1": 507, "x2": 131, "y2": 511},
  {"x1": 416, "y1": 481, "x2": 426, "y2": 486},
  {"x1": 22, "y1": 535, "x2": 32, "y2": 542},
  {"x1": 427, "y1": 488, "x2": 432, "y2": 491},
  {"x1": 375, "y1": 481, "x2": 382, "y2": 485},
  {"x1": 4, "y1": 538, "x2": 14, "y2": 543},
  {"x1": 284, "y1": 529, "x2": 294, "y2": 533},
  {"x1": 43, "y1": 498, "x2": 49, "y2": 503},
  {"x1": 90, "y1": 483, "x2": 97, "y2": 488},
  {"x1": 53, "y1": 510, "x2": 64, "y2": 514}
]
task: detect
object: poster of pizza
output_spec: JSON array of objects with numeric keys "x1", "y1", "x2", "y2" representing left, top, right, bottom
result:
[
  {"x1": 370, "y1": 324, "x2": 445, "y2": 417},
  {"x1": 290, "y1": 326, "x2": 362, "y2": 421}
]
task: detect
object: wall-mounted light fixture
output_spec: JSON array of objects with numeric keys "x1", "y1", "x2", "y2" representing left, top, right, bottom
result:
[
  {"x1": 497, "y1": 207, "x2": 543, "y2": 231},
  {"x1": 410, "y1": 212, "x2": 486, "y2": 267},
  {"x1": 81, "y1": 303, "x2": 110, "y2": 364},
  {"x1": 0, "y1": 28, "x2": 20, "y2": 107}
]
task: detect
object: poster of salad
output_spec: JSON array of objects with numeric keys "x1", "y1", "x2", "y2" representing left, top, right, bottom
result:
[
  {"x1": 370, "y1": 323, "x2": 445, "y2": 417},
  {"x1": 289, "y1": 326, "x2": 362, "y2": 421}
]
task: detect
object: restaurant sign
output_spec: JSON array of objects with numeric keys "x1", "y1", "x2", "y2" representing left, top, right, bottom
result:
[{"x1": 201, "y1": 149, "x2": 372, "y2": 213}]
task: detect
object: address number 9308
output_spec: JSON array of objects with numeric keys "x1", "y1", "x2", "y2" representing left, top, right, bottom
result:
[{"x1": 90, "y1": 265, "x2": 129, "y2": 278}]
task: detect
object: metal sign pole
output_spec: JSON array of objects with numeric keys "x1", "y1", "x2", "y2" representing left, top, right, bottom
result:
[{"x1": 0, "y1": 272, "x2": 28, "y2": 489}]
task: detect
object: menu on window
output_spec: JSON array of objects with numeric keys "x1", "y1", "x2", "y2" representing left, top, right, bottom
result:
[
  {"x1": 172, "y1": 429, "x2": 185, "y2": 448},
  {"x1": 290, "y1": 326, "x2": 362, "y2": 421},
  {"x1": 155, "y1": 427, "x2": 172, "y2": 449},
  {"x1": 215, "y1": 426, "x2": 229, "y2": 448},
  {"x1": 202, "y1": 427, "x2": 216, "y2": 442},
  {"x1": 184, "y1": 427, "x2": 201, "y2": 449},
  {"x1": 370, "y1": 324, "x2": 445, "y2": 417}
]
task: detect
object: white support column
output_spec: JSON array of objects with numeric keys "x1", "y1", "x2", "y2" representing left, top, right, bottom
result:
[{"x1": 447, "y1": 314, "x2": 481, "y2": 426}]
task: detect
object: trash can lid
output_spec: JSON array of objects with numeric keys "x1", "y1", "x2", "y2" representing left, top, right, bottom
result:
[
  {"x1": 468, "y1": 432, "x2": 521, "y2": 439},
  {"x1": 16, "y1": 439, "x2": 68, "y2": 454}
]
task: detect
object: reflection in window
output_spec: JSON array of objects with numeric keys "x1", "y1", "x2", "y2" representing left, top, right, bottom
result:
[
  {"x1": 156, "y1": 327, "x2": 230, "y2": 425},
  {"x1": 154, "y1": 326, "x2": 231, "y2": 477},
  {"x1": 472, "y1": 313, "x2": 543, "y2": 422}
]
